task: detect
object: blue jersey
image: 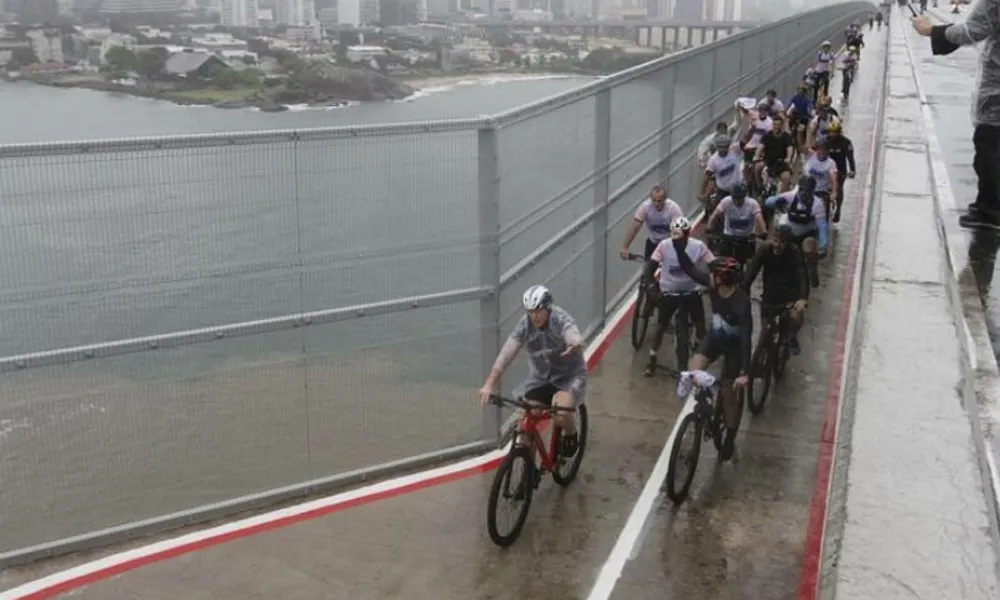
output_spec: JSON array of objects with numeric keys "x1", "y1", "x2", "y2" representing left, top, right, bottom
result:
[{"x1": 788, "y1": 94, "x2": 814, "y2": 119}]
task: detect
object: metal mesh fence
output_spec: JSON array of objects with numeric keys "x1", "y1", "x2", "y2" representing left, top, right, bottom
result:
[{"x1": 0, "y1": 1, "x2": 876, "y2": 564}]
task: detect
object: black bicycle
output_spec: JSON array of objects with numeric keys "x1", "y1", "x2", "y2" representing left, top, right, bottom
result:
[
  {"x1": 486, "y1": 394, "x2": 589, "y2": 547},
  {"x1": 748, "y1": 301, "x2": 794, "y2": 414},
  {"x1": 665, "y1": 367, "x2": 744, "y2": 504},
  {"x1": 626, "y1": 253, "x2": 658, "y2": 350}
]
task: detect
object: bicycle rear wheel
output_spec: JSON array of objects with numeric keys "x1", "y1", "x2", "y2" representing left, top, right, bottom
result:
[
  {"x1": 665, "y1": 413, "x2": 703, "y2": 504},
  {"x1": 631, "y1": 283, "x2": 651, "y2": 350},
  {"x1": 552, "y1": 404, "x2": 589, "y2": 486},
  {"x1": 487, "y1": 446, "x2": 536, "y2": 547}
]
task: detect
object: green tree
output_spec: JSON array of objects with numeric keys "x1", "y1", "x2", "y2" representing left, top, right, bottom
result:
[
  {"x1": 234, "y1": 68, "x2": 261, "y2": 87},
  {"x1": 104, "y1": 46, "x2": 138, "y2": 78},
  {"x1": 241, "y1": 54, "x2": 257, "y2": 66},
  {"x1": 246, "y1": 37, "x2": 271, "y2": 57},
  {"x1": 334, "y1": 43, "x2": 350, "y2": 66},
  {"x1": 207, "y1": 63, "x2": 238, "y2": 88},
  {"x1": 7, "y1": 46, "x2": 39, "y2": 70},
  {"x1": 136, "y1": 47, "x2": 168, "y2": 81}
]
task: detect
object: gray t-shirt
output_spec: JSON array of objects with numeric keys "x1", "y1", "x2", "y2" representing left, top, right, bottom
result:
[{"x1": 508, "y1": 305, "x2": 587, "y2": 390}]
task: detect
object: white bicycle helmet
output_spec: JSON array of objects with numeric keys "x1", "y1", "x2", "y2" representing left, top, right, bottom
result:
[
  {"x1": 522, "y1": 285, "x2": 553, "y2": 311},
  {"x1": 671, "y1": 216, "x2": 691, "y2": 233}
]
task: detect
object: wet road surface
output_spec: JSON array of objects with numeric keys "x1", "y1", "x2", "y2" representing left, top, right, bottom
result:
[
  {"x1": 904, "y1": 7, "x2": 1000, "y2": 547},
  {"x1": 0, "y1": 31, "x2": 888, "y2": 600},
  {"x1": 822, "y1": 17, "x2": 1000, "y2": 599}
]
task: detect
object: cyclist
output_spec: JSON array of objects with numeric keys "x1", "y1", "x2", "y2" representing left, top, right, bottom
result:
[
  {"x1": 765, "y1": 176, "x2": 830, "y2": 287},
  {"x1": 754, "y1": 112, "x2": 795, "y2": 194},
  {"x1": 707, "y1": 182, "x2": 766, "y2": 264},
  {"x1": 619, "y1": 184, "x2": 684, "y2": 282},
  {"x1": 787, "y1": 83, "x2": 815, "y2": 153},
  {"x1": 742, "y1": 103, "x2": 773, "y2": 192},
  {"x1": 478, "y1": 285, "x2": 585, "y2": 457},
  {"x1": 841, "y1": 48, "x2": 859, "y2": 100},
  {"x1": 702, "y1": 133, "x2": 743, "y2": 235},
  {"x1": 814, "y1": 40, "x2": 836, "y2": 99},
  {"x1": 826, "y1": 121, "x2": 856, "y2": 223},
  {"x1": 671, "y1": 235, "x2": 753, "y2": 461},
  {"x1": 875, "y1": 11, "x2": 883, "y2": 29},
  {"x1": 804, "y1": 139, "x2": 839, "y2": 224},
  {"x1": 698, "y1": 120, "x2": 738, "y2": 171},
  {"x1": 643, "y1": 217, "x2": 712, "y2": 377},
  {"x1": 742, "y1": 222, "x2": 810, "y2": 355},
  {"x1": 759, "y1": 88, "x2": 785, "y2": 115},
  {"x1": 803, "y1": 67, "x2": 820, "y2": 103},
  {"x1": 806, "y1": 100, "x2": 840, "y2": 149}
]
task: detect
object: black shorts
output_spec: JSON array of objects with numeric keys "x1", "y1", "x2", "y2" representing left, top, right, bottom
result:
[
  {"x1": 643, "y1": 237, "x2": 659, "y2": 260},
  {"x1": 656, "y1": 291, "x2": 705, "y2": 328},
  {"x1": 766, "y1": 160, "x2": 791, "y2": 177},
  {"x1": 720, "y1": 235, "x2": 757, "y2": 263},
  {"x1": 697, "y1": 334, "x2": 745, "y2": 380},
  {"x1": 743, "y1": 148, "x2": 756, "y2": 164}
]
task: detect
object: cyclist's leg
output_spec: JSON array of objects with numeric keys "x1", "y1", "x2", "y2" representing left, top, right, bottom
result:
[
  {"x1": 779, "y1": 162, "x2": 793, "y2": 193},
  {"x1": 834, "y1": 172, "x2": 847, "y2": 222},
  {"x1": 787, "y1": 297, "x2": 805, "y2": 353},
  {"x1": 754, "y1": 159, "x2": 767, "y2": 191},
  {"x1": 799, "y1": 234, "x2": 821, "y2": 287},
  {"x1": 720, "y1": 342, "x2": 746, "y2": 433},
  {"x1": 520, "y1": 383, "x2": 560, "y2": 447},
  {"x1": 551, "y1": 377, "x2": 585, "y2": 456},
  {"x1": 687, "y1": 293, "x2": 707, "y2": 340},
  {"x1": 645, "y1": 293, "x2": 681, "y2": 375}
]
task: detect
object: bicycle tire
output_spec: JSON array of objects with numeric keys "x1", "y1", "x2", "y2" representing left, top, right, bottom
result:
[
  {"x1": 665, "y1": 412, "x2": 703, "y2": 504},
  {"x1": 486, "y1": 446, "x2": 535, "y2": 547},
  {"x1": 674, "y1": 306, "x2": 691, "y2": 374},
  {"x1": 747, "y1": 335, "x2": 773, "y2": 415},
  {"x1": 631, "y1": 282, "x2": 652, "y2": 350},
  {"x1": 552, "y1": 404, "x2": 589, "y2": 486},
  {"x1": 711, "y1": 384, "x2": 727, "y2": 453},
  {"x1": 774, "y1": 334, "x2": 791, "y2": 380}
]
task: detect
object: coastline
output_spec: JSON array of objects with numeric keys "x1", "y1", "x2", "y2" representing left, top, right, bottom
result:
[{"x1": 1, "y1": 70, "x2": 595, "y2": 112}]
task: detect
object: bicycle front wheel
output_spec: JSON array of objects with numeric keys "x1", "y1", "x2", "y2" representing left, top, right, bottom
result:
[
  {"x1": 665, "y1": 413, "x2": 703, "y2": 504},
  {"x1": 552, "y1": 404, "x2": 589, "y2": 486},
  {"x1": 487, "y1": 446, "x2": 536, "y2": 547},
  {"x1": 631, "y1": 283, "x2": 651, "y2": 350},
  {"x1": 747, "y1": 339, "x2": 773, "y2": 415}
]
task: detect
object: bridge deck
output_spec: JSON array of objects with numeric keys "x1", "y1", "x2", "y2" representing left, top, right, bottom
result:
[{"x1": 0, "y1": 29, "x2": 885, "y2": 600}]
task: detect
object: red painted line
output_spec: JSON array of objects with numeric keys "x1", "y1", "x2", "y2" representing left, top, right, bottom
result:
[
  {"x1": 9, "y1": 289, "x2": 639, "y2": 600},
  {"x1": 14, "y1": 459, "x2": 504, "y2": 600},
  {"x1": 797, "y1": 58, "x2": 885, "y2": 599}
]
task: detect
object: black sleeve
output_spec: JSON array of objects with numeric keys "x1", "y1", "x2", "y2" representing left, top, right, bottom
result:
[
  {"x1": 845, "y1": 138, "x2": 856, "y2": 172},
  {"x1": 739, "y1": 294, "x2": 753, "y2": 376},
  {"x1": 930, "y1": 25, "x2": 960, "y2": 56},
  {"x1": 673, "y1": 238, "x2": 713, "y2": 288},
  {"x1": 742, "y1": 243, "x2": 767, "y2": 289}
]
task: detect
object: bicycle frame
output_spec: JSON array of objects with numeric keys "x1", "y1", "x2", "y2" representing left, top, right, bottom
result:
[{"x1": 516, "y1": 410, "x2": 560, "y2": 473}]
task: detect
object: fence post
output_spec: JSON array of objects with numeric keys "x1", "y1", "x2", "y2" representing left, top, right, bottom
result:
[
  {"x1": 659, "y1": 65, "x2": 675, "y2": 184},
  {"x1": 593, "y1": 87, "x2": 612, "y2": 327},
  {"x1": 477, "y1": 122, "x2": 502, "y2": 441}
]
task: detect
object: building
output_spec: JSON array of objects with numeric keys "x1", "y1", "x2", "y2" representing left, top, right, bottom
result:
[
  {"x1": 98, "y1": 32, "x2": 136, "y2": 63},
  {"x1": 96, "y1": 0, "x2": 184, "y2": 13},
  {"x1": 345, "y1": 44, "x2": 385, "y2": 61},
  {"x1": 378, "y1": 0, "x2": 417, "y2": 25},
  {"x1": 339, "y1": 0, "x2": 360, "y2": 25},
  {"x1": 0, "y1": 34, "x2": 32, "y2": 67},
  {"x1": 220, "y1": 0, "x2": 259, "y2": 25},
  {"x1": 274, "y1": 0, "x2": 315, "y2": 25},
  {"x1": 25, "y1": 28, "x2": 64, "y2": 62},
  {"x1": 164, "y1": 50, "x2": 231, "y2": 76},
  {"x1": 17, "y1": 0, "x2": 60, "y2": 24}
]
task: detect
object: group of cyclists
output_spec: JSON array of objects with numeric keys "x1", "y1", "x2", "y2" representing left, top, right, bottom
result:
[{"x1": 478, "y1": 30, "x2": 867, "y2": 478}]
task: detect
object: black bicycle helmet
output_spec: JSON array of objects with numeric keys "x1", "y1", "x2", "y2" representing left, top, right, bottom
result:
[
  {"x1": 731, "y1": 182, "x2": 748, "y2": 200},
  {"x1": 797, "y1": 175, "x2": 817, "y2": 193},
  {"x1": 709, "y1": 256, "x2": 741, "y2": 285},
  {"x1": 776, "y1": 222, "x2": 795, "y2": 242}
]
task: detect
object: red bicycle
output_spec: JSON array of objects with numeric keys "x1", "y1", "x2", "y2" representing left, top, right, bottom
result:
[{"x1": 485, "y1": 393, "x2": 589, "y2": 547}]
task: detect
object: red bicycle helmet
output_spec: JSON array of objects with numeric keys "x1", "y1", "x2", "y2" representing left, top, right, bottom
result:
[{"x1": 709, "y1": 257, "x2": 741, "y2": 285}]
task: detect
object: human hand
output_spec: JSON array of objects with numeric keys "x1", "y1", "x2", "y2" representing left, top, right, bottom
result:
[
  {"x1": 734, "y1": 375, "x2": 749, "y2": 389},
  {"x1": 793, "y1": 299, "x2": 808, "y2": 312},
  {"x1": 478, "y1": 382, "x2": 497, "y2": 406},
  {"x1": 911, "y1": 16, "x2": 932, "y2": 36}
]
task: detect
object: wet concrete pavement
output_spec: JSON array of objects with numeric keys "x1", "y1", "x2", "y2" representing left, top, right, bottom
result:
[
  {"x1": 0, "y1": 25, "x2": 906, "y2": 600},
  {"x1": 820, "y1": 16, "x2": 1000, "y2": 600}
]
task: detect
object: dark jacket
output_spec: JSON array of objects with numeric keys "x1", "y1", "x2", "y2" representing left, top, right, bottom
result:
[
  {"x1": 741, "y1": 241, "x2": 810, "y2": 302},
  {"x1": 930, "y1": 7, "x2": 1000, "y2": 127}
]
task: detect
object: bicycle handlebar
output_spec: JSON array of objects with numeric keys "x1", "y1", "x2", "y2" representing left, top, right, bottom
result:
[
  {"x1": 625, "y1": 252, "x2": 650, "y2": 262},
  {"x1": 488, "y1": 393, "x2": 576, "y2": 412}
]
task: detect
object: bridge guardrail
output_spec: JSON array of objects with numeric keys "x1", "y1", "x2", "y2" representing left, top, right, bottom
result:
[{"x1": 0, "y1": 2, "x2": 876, "y2": 567}]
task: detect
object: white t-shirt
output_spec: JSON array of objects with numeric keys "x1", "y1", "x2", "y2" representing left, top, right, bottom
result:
[{"x1": 706, "y1": 148, "x2": 742, "y2": 192}]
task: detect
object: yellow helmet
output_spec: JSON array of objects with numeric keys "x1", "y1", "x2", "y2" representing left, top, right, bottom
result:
[{"x1": 827, "y1": 121, "x2": 843, "y2": 134}]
